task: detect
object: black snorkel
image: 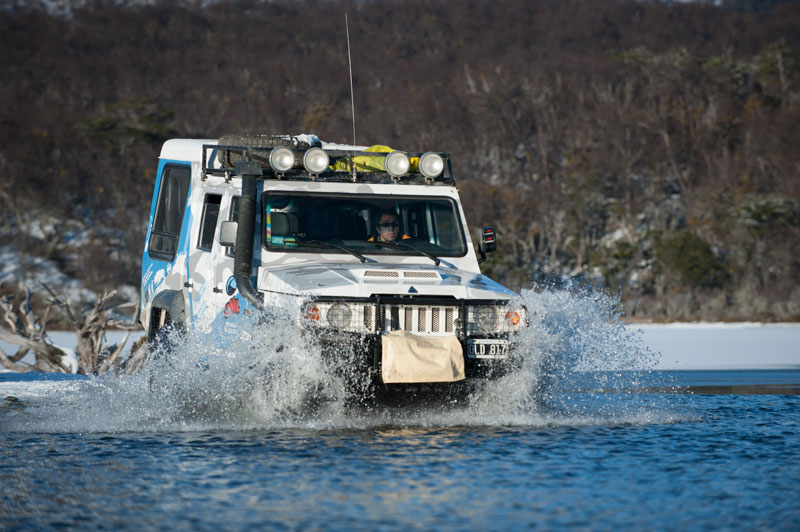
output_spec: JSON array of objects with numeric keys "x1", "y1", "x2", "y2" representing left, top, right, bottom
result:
[{"x1": 233, "y1": 162, "x2": 264, "y2": 311}]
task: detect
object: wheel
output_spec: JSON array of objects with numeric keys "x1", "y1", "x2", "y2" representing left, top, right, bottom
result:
[{"x1": 147, "y1": 307, "x2": 184, "y2": 355}]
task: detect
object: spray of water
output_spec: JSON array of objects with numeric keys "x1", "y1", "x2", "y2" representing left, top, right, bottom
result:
[{"x1": 1, "y1": 285, "x2": 683, "y2": 433}]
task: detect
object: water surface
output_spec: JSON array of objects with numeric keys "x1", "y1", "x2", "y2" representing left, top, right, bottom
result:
[{"x1": 2, "y1": 289, "x2": 798, "y2": 531}]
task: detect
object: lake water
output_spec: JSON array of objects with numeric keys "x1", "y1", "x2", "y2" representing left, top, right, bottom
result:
[{"x1": 1, "y1": 289, "x2": 799, "y2": 531}]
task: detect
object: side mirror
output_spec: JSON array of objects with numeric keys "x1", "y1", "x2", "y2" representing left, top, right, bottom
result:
[
  {"x1": 477, "y1": 226, "x2": 496, "y2": 264},
  {"x1": 219, "y1": 221, "x2": 238, "y2": 247}
]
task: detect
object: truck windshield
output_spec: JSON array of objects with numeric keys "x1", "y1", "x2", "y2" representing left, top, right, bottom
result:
[{"x1": 262, "y1": 192, "x2": 467, "y2": 257}]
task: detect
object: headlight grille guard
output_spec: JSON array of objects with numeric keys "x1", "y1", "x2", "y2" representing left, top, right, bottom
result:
[{"x1": 301, "y1": 296, "x2": 527, "y2": 338}]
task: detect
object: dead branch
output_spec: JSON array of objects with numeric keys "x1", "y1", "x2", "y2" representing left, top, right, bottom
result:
[
  {"x1": 119, "y1": 336, "x2": 149, "y2": 375},
  {"x1": 43, "y1": 285, "x2": 116, "y2": 374},
  {"x1": 0, "y1": 285, "x2": 72, "y2": 373},
  {"x1": 98, "y1": 300, "x2": 143, "y2": 374},
  {"x1": 1, "y1": 283, "x2": 145, "y2": 375}
]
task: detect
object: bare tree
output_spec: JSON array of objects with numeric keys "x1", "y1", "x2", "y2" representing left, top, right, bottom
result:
[
  {"x1": 0, "y1": 284, "x2": 146, "y2": 375},
  {"x1": 0, "y1": 286, "x2": 72, "y2": 372}
]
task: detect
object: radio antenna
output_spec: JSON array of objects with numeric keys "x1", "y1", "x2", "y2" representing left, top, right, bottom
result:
[{"x1": 345, "y1": 13, "x2": 356, "y2": 147}]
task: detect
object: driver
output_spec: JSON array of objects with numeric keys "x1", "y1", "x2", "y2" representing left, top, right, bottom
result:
[{"x1": 368, "y1": 210, "x2": 411, "y2": 243}]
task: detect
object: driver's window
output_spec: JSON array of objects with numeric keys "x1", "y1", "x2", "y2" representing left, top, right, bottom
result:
[
  {"x1": 400, "y1": 203, "x2": 429, "y2": 241},
  {"x1": 333, "y1": 208, "x2": 368, "y2": 240},
  {"x1": 431, "y1": 202, "x2": 458, "y2": 248}
]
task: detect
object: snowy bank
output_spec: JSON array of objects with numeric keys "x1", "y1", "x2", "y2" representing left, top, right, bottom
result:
[
  {"x1": 2, "y1": 324, "x2": 799, "y2": 375},
  {"x1": 634, "y1": 322, "x2": 800, "y2": 370}
]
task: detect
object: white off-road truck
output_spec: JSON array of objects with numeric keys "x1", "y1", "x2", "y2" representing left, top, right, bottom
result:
[{"x1": 140, "y1": 134, "x2": 527, "y2": 398}]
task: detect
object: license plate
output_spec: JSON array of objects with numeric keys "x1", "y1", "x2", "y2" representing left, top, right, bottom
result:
[{"x1": 467, "y1": 339, "x2": 509, "y2": 359}]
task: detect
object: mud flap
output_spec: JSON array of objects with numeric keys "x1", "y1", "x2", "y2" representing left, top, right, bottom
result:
[{"x1": 381, "y1": 331, "x2": 465, "y2": 383}]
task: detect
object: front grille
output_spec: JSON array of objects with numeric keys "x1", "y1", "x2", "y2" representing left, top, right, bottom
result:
[
  {"x1": 374, "y1": 304, "x2": 459, "y2": 335},
  {"x1": 307, "y1": 299, "x2": 523, "y2": 337},
  {"x1": 363, "y1": 306, "x2": 373, "y2": 330}
]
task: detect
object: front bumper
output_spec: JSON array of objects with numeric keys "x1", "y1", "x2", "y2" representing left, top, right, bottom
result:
[
  {"x1": 313, "y1": 329, "x2": 522, "y2": 382},
  {"x1": 301, "y1": 295, "x2": 526, "y2": 390}
]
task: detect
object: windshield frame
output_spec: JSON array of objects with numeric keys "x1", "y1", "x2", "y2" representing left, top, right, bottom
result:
[{"x1": 260, "y1": 190, "x2": 468, "y2": 258}]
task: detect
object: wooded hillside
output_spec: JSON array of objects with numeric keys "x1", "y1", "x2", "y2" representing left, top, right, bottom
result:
[{"x1": 1, "y1": 0, "x2": 799, "y2": 321}]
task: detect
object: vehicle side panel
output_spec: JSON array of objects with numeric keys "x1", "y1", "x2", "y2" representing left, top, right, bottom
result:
[{"x1": 140, "y1": 158, "x2": 193, "y2": 332}]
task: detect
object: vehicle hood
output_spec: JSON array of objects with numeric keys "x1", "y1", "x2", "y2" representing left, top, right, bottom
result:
[{"x1": 257, "y1": 262, "x2": 517, "y2": 300}]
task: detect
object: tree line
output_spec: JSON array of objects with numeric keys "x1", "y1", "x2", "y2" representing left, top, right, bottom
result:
[{"x1": 1, "y1": 0, "x2": 798, "y2": 322}]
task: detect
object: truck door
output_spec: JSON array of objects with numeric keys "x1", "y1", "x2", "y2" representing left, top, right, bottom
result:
[
  {"x1": 142, "y1": 161, "x2": 192, "y2": 329},
  {"x1": 186, "y1": 190, "x2": 224, "y2": 320}
]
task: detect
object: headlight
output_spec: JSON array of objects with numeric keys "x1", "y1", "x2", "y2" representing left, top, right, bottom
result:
[
  {"x1": 326, "y1": 303, "x2": 352, "y2": 329},
  {"x1": 474, "y1": 306, "x2": 498, "y2": 333},
  {"x1": 269, "y1": 146, "x2": 295, "y2": 172},
  {"x1": 384, "y1": 151, "x2": 410, "y2": 178},
  {"x1": 419, "y1": 152, "x2": 444, "y2": 178},
  {"x1": 303, "y1": 147, "x2": 329, "y2": 174}
]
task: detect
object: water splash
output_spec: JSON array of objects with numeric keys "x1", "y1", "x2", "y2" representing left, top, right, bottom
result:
[{"x1": 1, "y1": 285, "x2": 683, "y2": 433}]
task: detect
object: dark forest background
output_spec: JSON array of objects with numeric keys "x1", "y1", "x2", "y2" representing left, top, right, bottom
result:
[{"x1": 1, "y1": 0, "x2": 799, "y2": 322}]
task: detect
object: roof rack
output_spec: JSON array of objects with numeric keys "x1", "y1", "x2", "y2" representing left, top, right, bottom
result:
[{"x1": 200, "y1": 135, "x2": 455, "y2": 185}]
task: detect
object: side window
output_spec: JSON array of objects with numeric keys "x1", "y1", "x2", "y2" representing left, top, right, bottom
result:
[
  {"x1": 403, "y1": 203, "x2": 427, "y2": 240},
  {"x1": 431, "y1": 202, "x2": 456, "y2": 248},
  {"x1": 198, "y1": 194, "x2": 222, "y2": 251},
  {"x1": 226, "y1": 196, "x2": 241, "y2": 257},
  {"x1": 148, "y1": 164, "x2": 190, "y2": 261}
]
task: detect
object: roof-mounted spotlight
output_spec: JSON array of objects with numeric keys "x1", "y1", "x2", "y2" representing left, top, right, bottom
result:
[
  {"x1": 419, "y1": 152, "x2": 444, "y2": 179},
  {"x1": 303, "y1": 147, "x2": 329, "y2": 175},
  {"x1": 385, "y1": 151, "x2": 410, "y2": 179},
  {"x1": 269, "y1": 146, "x2": 295, "y2": 173}
]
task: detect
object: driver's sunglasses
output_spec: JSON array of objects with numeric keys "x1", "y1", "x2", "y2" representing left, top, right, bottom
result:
[{"x1": 378, "y1": 222, "x2": 400, "y2": 229}]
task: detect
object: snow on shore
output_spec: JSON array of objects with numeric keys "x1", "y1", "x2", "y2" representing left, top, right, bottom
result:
[
  {"x1": 2, "y1": 324, "x2": 798, "y2": 375},
  {"x1": 634, "y1": 322, "x2": 800, "y2": 370}
]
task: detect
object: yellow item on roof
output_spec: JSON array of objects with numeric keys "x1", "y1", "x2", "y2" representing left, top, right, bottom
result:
[{"x1": 331, "y1": 145, "x2": 419, "y2": 173}]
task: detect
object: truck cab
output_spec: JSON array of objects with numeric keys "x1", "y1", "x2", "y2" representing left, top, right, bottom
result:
[{"x1": 140, "y1": 134, "x2": 526, "y2": 396}]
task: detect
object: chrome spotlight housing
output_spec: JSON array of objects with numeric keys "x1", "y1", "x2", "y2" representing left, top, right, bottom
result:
[
  {"x1": 303, "y1": 147, "x2": 329, "y2": 174},
  {"x1": 419, "y1": 152, "x2": 444, "y2": 179},
  {"x1": 269, "y1": 146, "x2": 295, "y2": 173},
  {"x1": 384, "y1": 151, "x2": 410, "y2": 178}
]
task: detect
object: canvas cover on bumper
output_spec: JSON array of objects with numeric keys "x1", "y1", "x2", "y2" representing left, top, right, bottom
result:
[{"x1": 381, "y1": 331, "x2": 465, "y2": 383}]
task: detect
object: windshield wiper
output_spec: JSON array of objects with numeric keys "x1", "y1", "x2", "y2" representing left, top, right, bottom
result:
[
  {"x1": 369, "y1": 240, "x2": 441, "y2": 266},
  {"x1": 303, "y1": 240, "x2": 367, "y2": 263}
]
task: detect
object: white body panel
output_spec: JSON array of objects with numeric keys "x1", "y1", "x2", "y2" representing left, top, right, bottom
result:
[{"x1": 142, "y1": 137, "x2": 522, "y2": 354}]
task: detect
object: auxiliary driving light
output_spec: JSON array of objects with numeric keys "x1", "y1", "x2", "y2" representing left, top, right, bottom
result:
[
  {"x1": 474, "y1": 306, "x2": 499, "y2": 333},
  {"x1": 327, "y1": 303, "x2": 352, "y2": 329},
  {"x1": 505, "y1": 310, "x2": 521, "y2": 327},
  {"x1": 269, "y1": 146, "x2": 295, "y2": 173},
  {"x1": 384, "y1": 151, "x2": 410, "y2": 178},
  {"x1": 304, "y1": 305, "x2": 320, "y2": 322},
  {"x1": 419, "y1": 152, "x2": 444, "y2": 178},
  {"x1": 303, "y1": 147, "x2": 329, "y2": 174}
]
